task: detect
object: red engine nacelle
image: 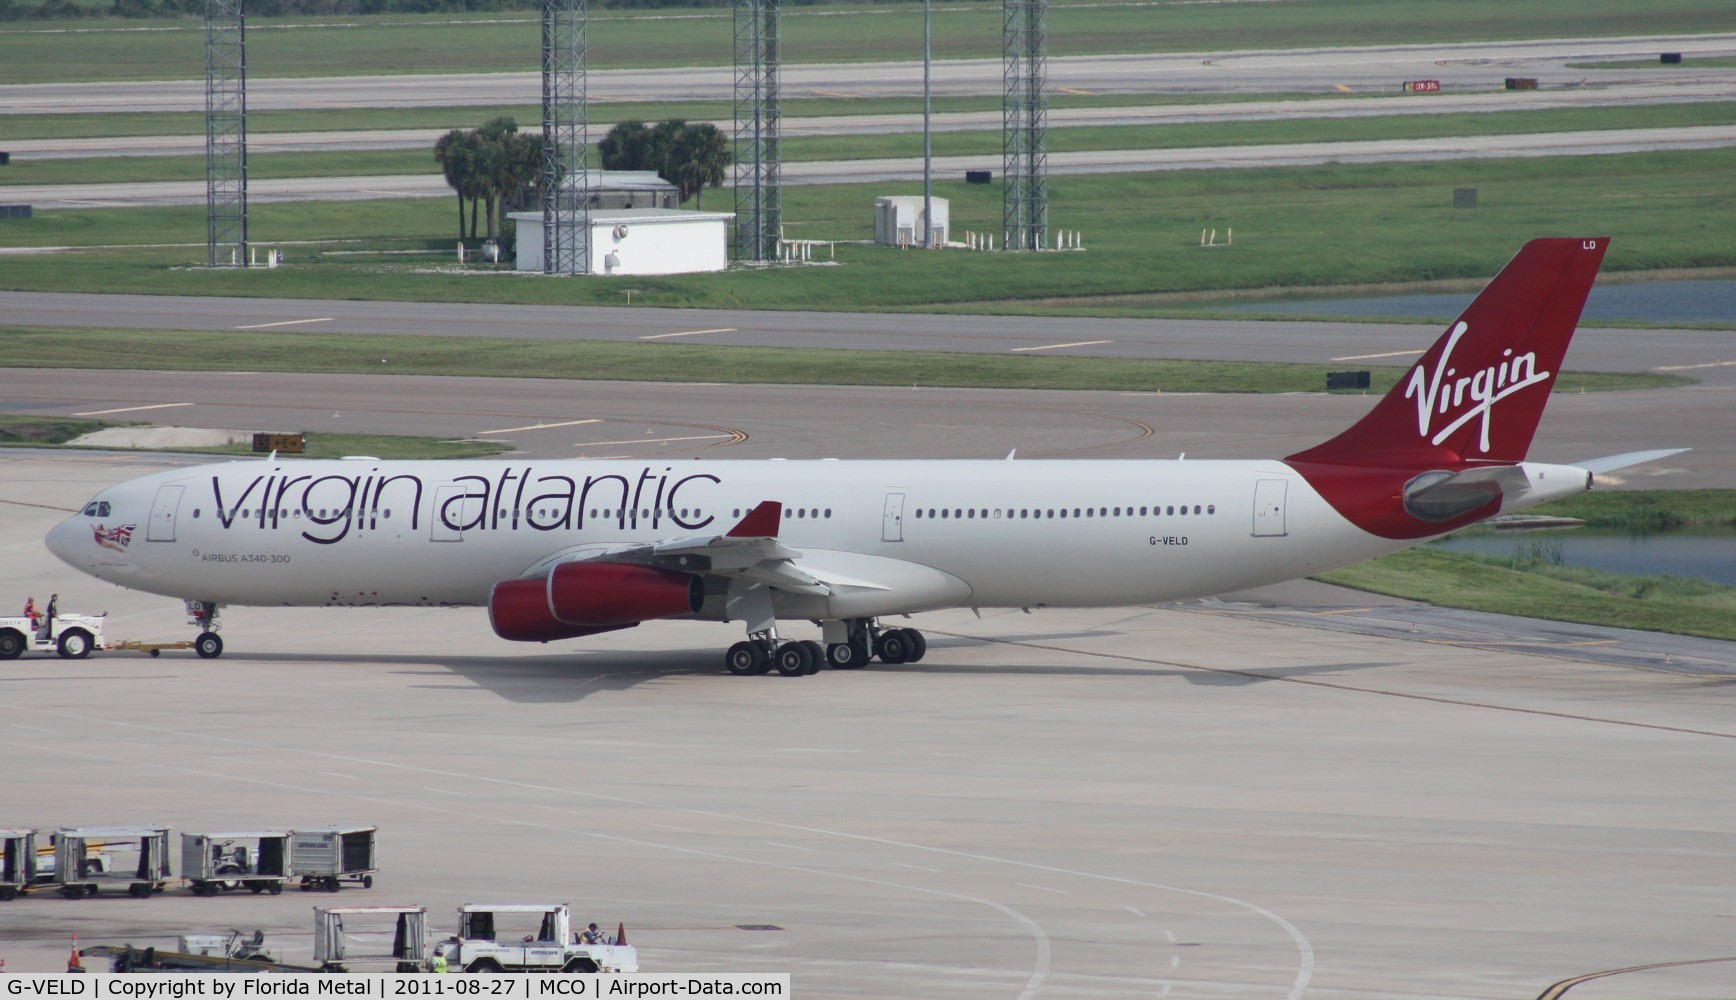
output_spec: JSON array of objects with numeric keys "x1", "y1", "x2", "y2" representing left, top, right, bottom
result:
[{"x1": 488, "y1": 563, "x2": 704, "y2": 643}]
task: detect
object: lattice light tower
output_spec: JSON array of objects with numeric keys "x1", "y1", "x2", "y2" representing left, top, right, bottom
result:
[
  {"x1": 1001, "y1": 0, "x2": 1048, "y2": 251},
  {"x1": 542, "y1": 0, "x2": 589, "y2": 275},
  {"x1": 733, "y1": 0, "x2": 781, "y2": 262},
  {"x1": 205, "y1": 0, "x2": 246, "y2": 268}
]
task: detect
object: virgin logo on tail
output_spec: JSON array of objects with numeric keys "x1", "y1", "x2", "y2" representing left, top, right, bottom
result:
[{"x1": 1405, "y1": 322, "x2": 1550, "y2": 454}]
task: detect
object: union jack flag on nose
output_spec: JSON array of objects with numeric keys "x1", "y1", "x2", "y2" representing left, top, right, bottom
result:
[{"x1": 93, "y1": 523, "x2": 135, "y2": 551}]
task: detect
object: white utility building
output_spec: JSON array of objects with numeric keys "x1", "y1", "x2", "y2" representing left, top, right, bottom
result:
[
  {"x1": 511, "y1": 208, "x2": 735, "y2": 276},
  {"x1": 874, "y1": 196, "x2": 949, "y2": 246}
]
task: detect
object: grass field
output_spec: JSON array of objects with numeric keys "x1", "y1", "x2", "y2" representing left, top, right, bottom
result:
[
  {"x1": 1, "y1": 0, "x2": 1730, "y2": 83},
  {"x1": 0, "y1": 326, "x2": 1684, "y2": 395},
  {"x1": 1317, "y1": 545, "x2": 1736, "y2": 642},
  {"x1": 10, "y1": 101, "x2": 1736, "y2": 189},
  {"x1": 0, "y1": 413, "x2": 507, "y2": 458},
  {"x1": 2, "y1": 149, "x2": 1734, "y2": 317}
]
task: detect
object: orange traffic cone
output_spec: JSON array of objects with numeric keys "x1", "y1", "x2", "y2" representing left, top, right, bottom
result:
[
  {"x1": 615, "y1": 923, "x2": 627, "y2": 946},
  {"x1": 67, "y1": 932, "x2": 84, "y2": 972}
]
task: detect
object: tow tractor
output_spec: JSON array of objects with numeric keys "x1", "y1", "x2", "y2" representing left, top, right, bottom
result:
[
  {"x1": 433, "y1": 904, "x2": 638, "y2": 973},
  {"x1": 0, "y1": 612, "x2": 106, "y2": 660}
]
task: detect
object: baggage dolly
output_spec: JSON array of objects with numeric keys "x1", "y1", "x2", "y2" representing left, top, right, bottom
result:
[
  {"x1": 0, "y1": 829, "x2": 35, "y2": 901},
  {"x1": 182, "y1": 830, "x2": 293, "y2": 897},
  {"x1": 292, "y1": 825, "x2": 378, "y2": 892},
  {"x1": 52, "y1": 825, "x2": 171, "y2": 898}
]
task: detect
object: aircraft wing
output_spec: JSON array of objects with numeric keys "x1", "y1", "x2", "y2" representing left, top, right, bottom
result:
[{"x1": 521, "y1": 501, "x2": 890, "y2": 598}]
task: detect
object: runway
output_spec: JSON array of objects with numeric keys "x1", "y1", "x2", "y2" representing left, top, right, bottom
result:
[
  {"x1": 9, "y1": 82, "x2": 1735, "y2": 160},
  {"x1": 4, "y1": 35, "x2": 1734, "y2": 111},
  {"x1": 2, "y1": 453, "x2": 1733, "y2": 997}
]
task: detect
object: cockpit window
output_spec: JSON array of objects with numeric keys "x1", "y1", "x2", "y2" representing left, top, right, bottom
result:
[{"x1": 82, "y1": 501, "x2": 112, "y2": 517}]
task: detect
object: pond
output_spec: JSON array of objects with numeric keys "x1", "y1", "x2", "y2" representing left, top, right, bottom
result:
[{"x1": 1428, "y1": 529, "x2": 1736, "y2": 586}]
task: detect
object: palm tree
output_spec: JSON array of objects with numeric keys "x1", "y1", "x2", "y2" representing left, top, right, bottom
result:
[{"x1": 433, "y1": 128, "x2": 472, "y2": 240}]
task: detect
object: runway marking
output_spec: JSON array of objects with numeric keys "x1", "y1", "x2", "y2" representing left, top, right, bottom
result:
[
  {"x1": 1653, "y1": 359, "x2": 1736, "y2": 371},
  {"x1": 640, "y1": 327, "x2": 737, "y2": 340},
  {"x1": 1536, "y1": 955, "x2": 1736, "y2": 999},
  {"x1": 937, "y1": 628, "x2": 1736, "y2": 742},
  {"x1": 476, "y1": 418, "x2": 600, "y2": 436},
  {"x1": 890, "y1": 862, "x2": 940, "y2": 873},
  {"x1": 317, "y1": 771, "x2": 358, "y2": 781},
  {"x1": 1011, "y1": 339, "x2": 1113, "y2": 353},
  {"x1": 234, "y1": 317, "x2": 335, "y2": 330},
  {"x1": 575, "y1": 433, "x2": 735, "y2": 447},
  {"x1": 423, "y1": 786, "x2": 467, "y2": 796},
  {"x1": 767, "y1": 842, "x2": 815, "y2": 852},
  {"x1": 73, "y1": 402, "x2": 194, "y2": 416},
  {"x1": 1164, "y1": 929, "x2": 1175, "y2": 943},
  {"x1": 1124, "y1": 906, "x2": 1145, "y2": 917},
  {"x1": 649, "y1": 823, "x2": 696, "y2": 834},
  {"x1": 21, "y1": 713, "x2": 1336, "y2": 1000},
  {"x1": 1331, "y1": 349, "x2": 1421, "y2": 361},
  {"x1": 1018, "y1": 883, "x2": 1066, "y2": 894},
  {"x1": 1056, "y1": 87, "x2": 1097, "y2": 95}
]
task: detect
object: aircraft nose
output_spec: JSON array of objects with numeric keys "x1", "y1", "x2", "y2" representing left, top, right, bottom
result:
[{"x1": 45, "y1": 514, "x2": 87, "y2": 568}]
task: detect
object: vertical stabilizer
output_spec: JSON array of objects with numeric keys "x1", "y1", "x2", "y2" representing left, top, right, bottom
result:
[{"x1": 1288, "y1": 238, "x2": 1608, "y2": 469}]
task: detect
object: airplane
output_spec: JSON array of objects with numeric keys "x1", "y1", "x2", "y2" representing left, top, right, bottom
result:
[{"x1": 36, "y1": 238, "x2": 1683, "y2": 676}]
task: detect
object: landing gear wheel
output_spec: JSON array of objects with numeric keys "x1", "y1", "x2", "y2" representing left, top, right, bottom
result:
[
  {"x1": 725, "y1": 641, "x2": 769, "y2": 676},
  {"x1": 877, "y1": 629, "x2": 914, "y2": 664},
  {"x1": 902, "y1": 629, "x2": 927, "y2": 663},
  {"x1": 0, "y1": 629, "x2": 24, "y2": 660},
  {"x1": 195, "y1": 632, "x2": 223, "y2": 659},
  {"x1": 774, "y1": 641, "x2": 815, "y2": 677},
  {"x1": 826, "y1": 639, "x2": 869, "y2": 669},
  {"x1": 799, "y1": 640, "x2": 825, "y2": 674},
  {"x1": 57, "y1": 629, "x2": 93, "y2": 659}
]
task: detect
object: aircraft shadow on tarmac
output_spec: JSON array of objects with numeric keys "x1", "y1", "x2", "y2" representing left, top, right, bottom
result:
[{"x1": 226, "y1": 648, "x2": 1399, "y2": 701}]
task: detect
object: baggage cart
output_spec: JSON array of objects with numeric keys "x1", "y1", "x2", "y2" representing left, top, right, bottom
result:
[
  {"x1": 0, "y1": 828, "x2": 34, "y2": 900},
  {"x1": 53, "y1": 825, "x2": 171, "y2": 898},
  {"x1": 182, "y1": 830, "x2": 292, "y2": 897},
  {"x1": 292, "y1": 825, "x2": 377, "y2": 891},
  {"x1": 313, "y1": 905, "x2": 426, "y2": 972}
]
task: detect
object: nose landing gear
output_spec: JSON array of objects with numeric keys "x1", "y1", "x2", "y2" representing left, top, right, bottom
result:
[{"x1": 187, "y1": 599, "x2": 224, "y2": 659}]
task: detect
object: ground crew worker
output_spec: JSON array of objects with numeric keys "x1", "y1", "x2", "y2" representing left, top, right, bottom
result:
[
  {"x1": 580, "y1": 923, "x2": 605, "y2": 944},
  {"x1": 23, "y1": 596, "x2": 39, "y2": 627},
  {"x1": 429, "y1": 953, "x2": 449, "y2": 974},
  {"x1": 37, "y1": 594, "x2": 57, "y2": 639}
]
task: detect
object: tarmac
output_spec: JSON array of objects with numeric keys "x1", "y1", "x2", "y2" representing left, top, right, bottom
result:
[{"x1": 3, "y1": 453, "x2": 1733, "y2": 998}]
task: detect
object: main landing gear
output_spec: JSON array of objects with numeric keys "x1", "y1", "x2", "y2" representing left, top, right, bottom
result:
[{"x1": 722, "y1": 619, "x2": 927, "y2": 677}]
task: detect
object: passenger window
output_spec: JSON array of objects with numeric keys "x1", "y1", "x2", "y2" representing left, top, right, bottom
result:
[{"x1": 1208, "y1": 505, "x2": 1216, "y2": 514}]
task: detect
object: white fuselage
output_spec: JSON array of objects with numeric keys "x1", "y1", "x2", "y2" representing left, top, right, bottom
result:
[{"x1": 46, "y1": 455, "x2": 1551, "y2": 622}]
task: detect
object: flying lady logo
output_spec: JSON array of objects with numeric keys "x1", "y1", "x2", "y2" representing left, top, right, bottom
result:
[
  {"x1": 93, "y1": 523, "x2": 135, "y2": 552},
  {"x1": 1404, "y1": 322, "x2": 1550, "y2": 454}
]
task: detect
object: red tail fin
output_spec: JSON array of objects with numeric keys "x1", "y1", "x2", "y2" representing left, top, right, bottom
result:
[{"x1": 1288, "y1": 238, "x2": 1608, "y2": 468}]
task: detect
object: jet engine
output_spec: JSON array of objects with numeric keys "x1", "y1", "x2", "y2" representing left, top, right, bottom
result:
[{"x1": 488, "y1": 563, "x2": 704, "y2": 643}]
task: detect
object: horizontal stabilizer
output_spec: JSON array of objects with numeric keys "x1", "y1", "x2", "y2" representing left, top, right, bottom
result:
[{"x1": 1572, "y1": 448, "x2": 1690, "y2": 476}]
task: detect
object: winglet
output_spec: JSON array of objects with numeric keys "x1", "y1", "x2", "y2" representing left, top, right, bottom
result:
[{"x1": 727, "y1": 501, "x2": 783, "y2": 538}]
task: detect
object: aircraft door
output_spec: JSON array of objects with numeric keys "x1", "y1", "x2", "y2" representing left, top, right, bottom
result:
[
  {"x1": 882, "y1": 492, "x2": 906, "y2": 542},
  {"x1": 1252, "y1": 479, "x2": 1288, "y2": 537},
  {"x1": 431, "y1": 486, "x2": 471, "y2": 542},
  {"x1": 147, "y1": 485, "x2": 184, "y2": 542}
]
